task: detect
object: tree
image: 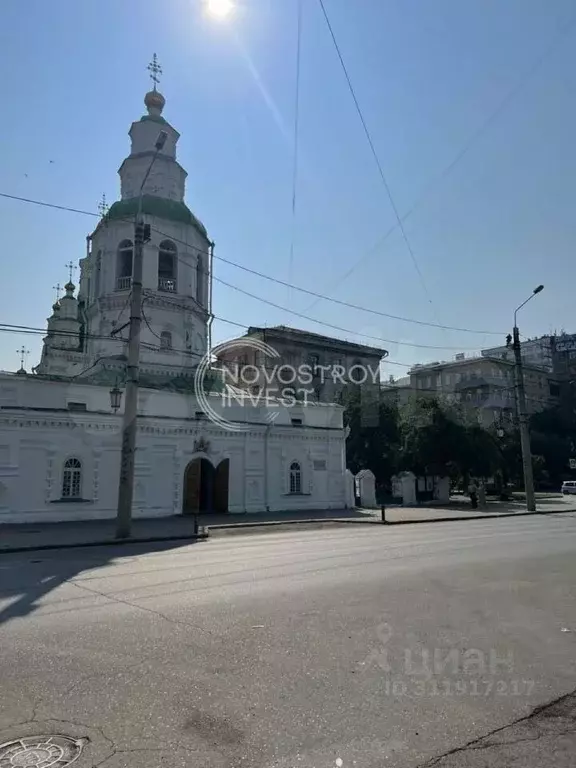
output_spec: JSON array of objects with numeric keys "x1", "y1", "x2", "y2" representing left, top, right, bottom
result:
[
  {"x1": 342, "y1": 387, "x2": 400, "y2": 488},
  {"x1": 459, "y1": 424, "x2": 502, "y2": 480},
  {"x1": 529, "y1": 405, "x2": 576, "y2": 488},
  {"x1": 398, "y1": 396, "x2": 467, "y2": 478}
]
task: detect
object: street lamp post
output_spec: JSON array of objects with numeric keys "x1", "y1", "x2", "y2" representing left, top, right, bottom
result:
[
  {"x1": 512, "y1": 284, "x2": 544, "y2": 512},
  {"x1": 115, "y1": 130, "x2": 168, "y2": 539}
]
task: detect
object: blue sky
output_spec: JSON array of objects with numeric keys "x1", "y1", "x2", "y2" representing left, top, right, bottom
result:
[{"x1": 1, "y1": 0, "x2": 575, "y2": 375}]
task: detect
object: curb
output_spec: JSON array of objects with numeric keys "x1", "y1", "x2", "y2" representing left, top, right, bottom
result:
[
  {"x1": 0, "y1": 532, "x2": 209, "y2": 555},
  {"x1": 206, "y1": 519, "x2": 374, "y2": 536},
  {"x1": 381, "y1": 507, "x2": 576, "y2": 526},
  {"x1": 0, "y1": 507, "x2": 574, "y2": 555},
  {"x1": 208, "y1": 507, "x2": 576, "y2": 534},
  {"x1": 208, "y1": 518, "x2": 372, "y2": 530}
]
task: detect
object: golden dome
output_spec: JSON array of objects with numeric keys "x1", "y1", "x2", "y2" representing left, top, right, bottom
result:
[{"x1": 144, "y1": 89, "x2": 165, "y2": 115}]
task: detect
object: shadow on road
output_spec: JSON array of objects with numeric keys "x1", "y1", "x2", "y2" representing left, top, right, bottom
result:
[{"x1": 0, "y1": 538, "x2": 202, "y2": 628}]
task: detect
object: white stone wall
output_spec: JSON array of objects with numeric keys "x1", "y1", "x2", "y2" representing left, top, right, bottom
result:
[{"x1": 0, "y1": 374, "x2": 347, "y2": 523}]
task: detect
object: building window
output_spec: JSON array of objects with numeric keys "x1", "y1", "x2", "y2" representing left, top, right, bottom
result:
[
  {"x1": 117, "y1": 240, "x2": 133, "y2": 290},
  {"x1": 308, "y1": 354, "x2": 319, "y2": 374},
  {"x1": 160, "y1": 331, "x2": 172, "y2": 350},
  {"x1": 289, "y1": 461, "x2": 302, "y2": 494},
  {"x1": 62, "y1": 458, "x2": 82, "y2": 499},
  {"x1": 196, "y1": 256, "x2": 204, "y2": 306},
  {"x1": 158, "y1": 240, "x2": 177, "y2": 292}
]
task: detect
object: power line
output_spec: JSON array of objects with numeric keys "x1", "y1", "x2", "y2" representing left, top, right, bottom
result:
[
  {"x1": 317, "y1": 0, "x2": 433, "y2": 306},
  {"x1": 0, "y1": 322, "x2": 128, "y2": 345},
  {"x1": 0, "y1": 190, "x2": 503, "y2": 336},
  {"x1": 210, "y1": 274, "x2": 483, "y2": 351},
  {"x1": 288, "y1": 0, "x2": 303, "y2": 302},
  {"x1": 307, "y1": 9, "x2": 576, "y2": 312},
  {"x1": 0, "y1": 192, "x2": 100, "y2": 218},
  {"x1": 139, "y1": 293, "x2": 415, "y2": 367},
  {"x1": 141, "y1": 241, "x2": 490, "y2": 351},
  {"x1": 146, "y1": 236, "x2": 502, "y2": 344},
  {"x1": 205, "y1": 247, "x2": 501, "y2": 334}
]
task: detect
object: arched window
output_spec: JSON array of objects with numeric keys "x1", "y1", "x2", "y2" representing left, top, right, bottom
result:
[
  {"x1": 117, "y1": 240, "x2": 133, "y2": 290},
  {"x1": 160, "y1": 331, "x2": 172, "y2": 350},
  {"x1": 62, "y1": 458, "x2": 82, "y2": 499},
  {"x1": 158, "y1": 240, "x2": 177, "y2": 292},
  {"x1": 289, "y1": 461, "x2": 302, "y2": 494},
  {"x1": 196, "y1": 256, "x2": 204, "y2": 306}
]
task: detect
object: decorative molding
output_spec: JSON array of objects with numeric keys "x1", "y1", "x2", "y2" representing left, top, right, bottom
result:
[
  {"x1": 173, "y1": 447, "x2": 182, "y2": 512},
  {"x1": 93, "y1": 448, "x2": 101, "y2": 503},
  {"x1": 46, "y1": 448, "x2": 56, "y2": 503},
  {"x1": 193, "y1": 436, "x2": 210, "y2": 454}
]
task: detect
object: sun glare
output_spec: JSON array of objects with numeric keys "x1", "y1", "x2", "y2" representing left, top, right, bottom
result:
[{"x1": 205, "y1": 0, "x2": 234, "y2": 19}]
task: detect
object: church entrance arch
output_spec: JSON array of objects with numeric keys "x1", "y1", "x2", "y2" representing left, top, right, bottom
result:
[{"x1": 183, "y1": 457, "x2": 229, "y2": 514}]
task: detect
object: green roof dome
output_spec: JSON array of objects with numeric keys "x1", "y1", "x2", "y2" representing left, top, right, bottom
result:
[{"x1": 106, "y1": 195, "x2": 207, "y2": 236}]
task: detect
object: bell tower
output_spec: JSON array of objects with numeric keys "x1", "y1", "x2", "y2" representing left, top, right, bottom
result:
[{"x1": 73, "y1": 55, "x2": 213, "y2": 383}]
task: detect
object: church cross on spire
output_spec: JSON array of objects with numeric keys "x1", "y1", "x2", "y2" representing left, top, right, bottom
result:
[
  {"x1": 65, "y1": 261, "x2": 77, "y2": 283},
  {"x1": 53, "y1": 283, "x2": 62, "y2": 301},
  {"x1": 98, "y1": 193, "x2": 108, "y2": 218},
  {"x1": 147, "y1": 53, "x2": 162, "y2": 91},
  {"x1": 17, "y1": 346, "x2": 30, "y2": 371}
]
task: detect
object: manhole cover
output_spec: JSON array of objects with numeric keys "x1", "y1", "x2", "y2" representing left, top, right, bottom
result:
[{"x1": 0, "y1": 735, "x2": 86, "y2": 767}]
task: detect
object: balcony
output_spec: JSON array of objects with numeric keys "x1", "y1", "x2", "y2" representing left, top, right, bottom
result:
[
  {"x1": 116, "y1": 276, "x2": 131, "y2": 291},
  {"x1": 158, "y1": 277, "x2": 177, "y2": 292}
]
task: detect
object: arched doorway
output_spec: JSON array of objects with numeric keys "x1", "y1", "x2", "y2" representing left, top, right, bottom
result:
[
  {"x1": 183, "y1": 457, "x2": 229, "y2": 514},
  {"x1": 214, "y1": 458, "x2": 229, "y2": 513}
]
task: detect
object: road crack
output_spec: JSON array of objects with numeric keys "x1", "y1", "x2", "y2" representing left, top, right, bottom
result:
[{"x1": 420, "y1": 688, "x2": 576, "y2": 766}]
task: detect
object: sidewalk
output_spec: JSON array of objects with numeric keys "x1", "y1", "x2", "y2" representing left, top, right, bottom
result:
[
  {"x1": 0, "y1": 509, "x2": 374, "y2": 554},
  {"x1": 1, "y1": 499, "x2": 575, "y2": 554}
]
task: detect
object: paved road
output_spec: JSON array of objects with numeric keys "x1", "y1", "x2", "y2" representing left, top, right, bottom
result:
[{"x1": 1, "y1": 515, "x2": 576, "y2": 767}]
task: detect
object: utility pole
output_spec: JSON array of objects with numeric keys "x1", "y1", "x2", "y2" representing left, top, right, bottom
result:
[
  {"x1": 511, "y1": 285, "x2": 544, "y2": 513},
  {"x1": 115, "y1": 130, "x2": 167, "y2": 539},
  {"x1": 512, "y1": 325, "x2": 536, "y2": 512}
]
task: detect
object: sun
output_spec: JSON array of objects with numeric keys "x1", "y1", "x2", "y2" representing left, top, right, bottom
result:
[{"x1": 205, "y1": 0, "x2": 234, "y2": 18}]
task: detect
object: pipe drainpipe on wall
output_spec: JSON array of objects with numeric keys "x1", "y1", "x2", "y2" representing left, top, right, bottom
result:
[{"x1": 264, "y1": 423, "x2": 271, "y2": 512}]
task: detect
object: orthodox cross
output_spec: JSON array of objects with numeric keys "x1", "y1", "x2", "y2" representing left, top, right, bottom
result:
[
  {"x1": 65, "y1": 261, "x2": 77, "y2": 283},
  {"x1": 52, "y1": 283, "x2": 62, "y2": 301},
  {"x1": 147, "y1": 53, "x2": 162, "y2": 91},
  {"x1": 17, "y1": 346, "x2": 30, "y2": 370},
  {"x1": 98, "y1": 193, "x2": 108, "y2": 218}
]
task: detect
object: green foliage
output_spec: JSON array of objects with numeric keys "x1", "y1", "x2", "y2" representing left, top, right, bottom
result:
[
  {"x1": 342, "y1": 387, "x2": 400, "y2": 486},
  {"x1": 399, "y1": 397, "x2": 465, "y2": 477},
  {"x1": 343, "y1": 388, "x2": 576, "y2": 491},
  {"x1": 344, "y1": 392, "x2": 504, "y2": 486},
  {"x1": 529, "y1": 404, "x2": 576, "y2": 486}
]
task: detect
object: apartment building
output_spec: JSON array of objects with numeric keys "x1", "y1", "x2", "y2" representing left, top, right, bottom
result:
[{"x1": 408, "y1": 354, "x2": 555, "y2": 428}]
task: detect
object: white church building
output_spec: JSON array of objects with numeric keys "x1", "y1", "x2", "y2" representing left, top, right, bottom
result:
[{"x1": 0, "y1": 67, "x2": 349, "y2": 523}]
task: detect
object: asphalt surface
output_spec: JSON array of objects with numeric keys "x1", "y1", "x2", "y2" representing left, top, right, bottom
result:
[{"x1": 1, "y1": 515, "x2": 576, "y2": 767}]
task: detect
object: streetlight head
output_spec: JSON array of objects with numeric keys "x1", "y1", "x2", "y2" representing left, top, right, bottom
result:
[
  {"x1": 155, "y1": 130, "x2": 168, "y2": 151},
  {"x1": 110, "y1": 385, "x2": 123, "y2": 413},
  {"x1": 533, "y1": 284, "x2": 544, "y2": 294}
]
